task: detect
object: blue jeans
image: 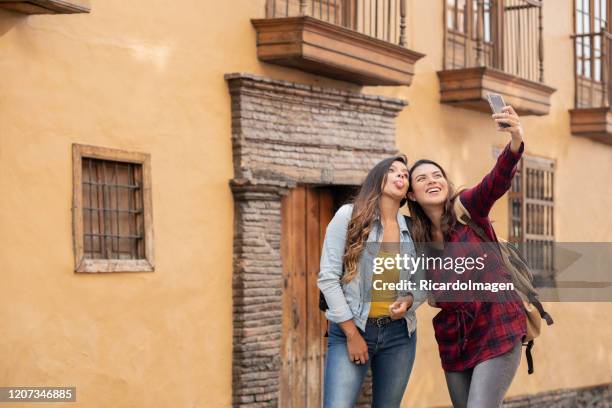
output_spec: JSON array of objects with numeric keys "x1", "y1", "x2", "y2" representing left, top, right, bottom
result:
[{"x1": 323, "y1": 319, "x2": 417, "y2": 408}]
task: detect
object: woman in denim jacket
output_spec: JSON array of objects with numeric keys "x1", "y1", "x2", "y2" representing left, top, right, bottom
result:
[{"x1": 318, "y1": 154, "x2": 426, "y2": 408}]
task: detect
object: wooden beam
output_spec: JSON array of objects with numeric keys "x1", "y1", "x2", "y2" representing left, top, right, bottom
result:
[{"x1": 0, "y1": 0, "x2": 90, "y2": 14}]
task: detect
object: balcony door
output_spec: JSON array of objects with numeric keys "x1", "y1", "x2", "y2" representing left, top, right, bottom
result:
[{"x1": 575, "y1": 0, "x2": 612, "y2": 107}]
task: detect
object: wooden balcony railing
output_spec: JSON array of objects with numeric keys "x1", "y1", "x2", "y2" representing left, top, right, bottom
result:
[
  {"x1": 266, "y1": 0, "x2": 407, "y2": 46},
  {"x1": 252, "y1": 0, "x2": 425, "y2": 85},
  {"x1": 503, "y1": 0, "x2": 544, "y2": 82},
  {"x1": 445, "y1": 0, "x2": 544, "y2": 82},
  {"x1": 438, "y1": 0, "x2": 555, "y2": 116},
  {"x1": 570, "y1": 30, "x2": 612, "y2": 145}
]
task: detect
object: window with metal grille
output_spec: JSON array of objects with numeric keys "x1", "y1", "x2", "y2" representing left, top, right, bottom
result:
[
  {"x1": 508, "y1": 155, "x2": 555, "y2": 286},
  {"x1": 73, "y1": 144, "x2": 154, "y2": 273},
  {"x1": 82, "y1": 158, "x2": 144, "y2": 260}
]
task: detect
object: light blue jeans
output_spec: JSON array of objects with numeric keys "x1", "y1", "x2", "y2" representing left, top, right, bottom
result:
[{"x1": 323, "y1": 319, "x2": 417, "y2": 408}]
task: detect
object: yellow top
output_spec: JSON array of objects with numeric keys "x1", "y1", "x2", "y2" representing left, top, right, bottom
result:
[{"x1": 368, "y1": 250, "x2": 400, "y2": 318}]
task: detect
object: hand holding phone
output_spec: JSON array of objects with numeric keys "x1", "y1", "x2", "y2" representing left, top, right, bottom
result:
[
  {"x1": 486, "y1": 93, "x2": 524, "y2": 152},
  {"x1": 486, "y1": 93, "x2": 511, "y2": 128}
]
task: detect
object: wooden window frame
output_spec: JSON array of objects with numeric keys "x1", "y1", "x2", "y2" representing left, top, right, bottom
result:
[
  {"x1": 570, "y1": 0, "x2": 612, "y2": 145},
  {"x1": 573, "y1": 0, "x2": 612, "y2": 106},
  {"x1": 72, "y1": 144, "x2": 155, "y2": 273},
  {"x1": 574, "y1": 0, "x2": 611, "y2": 36}
]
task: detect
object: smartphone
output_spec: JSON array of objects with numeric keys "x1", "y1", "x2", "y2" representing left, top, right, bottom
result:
[{"x1": 486, "y1": 93, "x2": 511, "y2": 128}]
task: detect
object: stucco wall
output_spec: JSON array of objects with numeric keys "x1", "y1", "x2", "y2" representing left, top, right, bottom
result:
[
  {"x1": 0, "y1": 0, "x2": 611, "y2": 407},
  {"x1": 384, "y1": 1, "x2": 612, "y2": 407}
]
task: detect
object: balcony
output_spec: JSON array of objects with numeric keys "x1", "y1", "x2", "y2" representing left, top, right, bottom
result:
[
  {"x1": 251, "y1": 0, "x2": 425, "y2": 86},
  {"x1": 569, "y1": 30, "x2": 612, "y2": 146},
  {"x1": 438, "y1": 0, "x2": 556, "y2": 116},
  {"x1": 0, "y1": 0, "x2": 89, "y2": 14}
]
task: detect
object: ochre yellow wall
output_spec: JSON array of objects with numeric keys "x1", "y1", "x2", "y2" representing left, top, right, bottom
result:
[
  {"x1": 383, "y1": 1, "x2": 612, "y2": 407},
  {"x1": 1, "y1": 0, "x2": 611, "y2": 407}
]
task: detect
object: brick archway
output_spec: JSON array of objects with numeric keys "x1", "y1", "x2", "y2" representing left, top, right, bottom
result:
[{"x1": 226, "y1": 73, "x2": 406, "y2": 407}]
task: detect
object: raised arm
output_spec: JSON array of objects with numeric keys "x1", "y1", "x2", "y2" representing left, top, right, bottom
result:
[{"x1": 460, "y1": 105, "x2": 525, "y2": 221}]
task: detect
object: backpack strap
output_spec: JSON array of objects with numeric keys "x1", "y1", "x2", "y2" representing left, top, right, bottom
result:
[
  {"x1": 464, "y1": 217, "x2": 491, "y2": 243},
  {"x1": 525, "y1": 339, "x2": 535, "y2": 374},
  {"x1": 453, "y1": 194, "x2": 492, "y2": 243},
  {"x1": 530, "y1": 296, "x2": 554, "y2": 325}
]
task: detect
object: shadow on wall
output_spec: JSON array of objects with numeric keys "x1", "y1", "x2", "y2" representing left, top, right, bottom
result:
[{"x1": 0, "y1": 8, "x2": 27, "y2": 37}]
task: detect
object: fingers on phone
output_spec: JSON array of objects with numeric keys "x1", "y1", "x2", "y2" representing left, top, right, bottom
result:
[
  {"x1": 496, "y1": 117, "x2": 517, "y2": 124},
  {"x1": 503, "y1": 105, "x2": 518, "y2": 116}
]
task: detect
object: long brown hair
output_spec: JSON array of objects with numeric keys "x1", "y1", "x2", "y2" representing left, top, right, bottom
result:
[
  {"x1": 407, "y1": 159, "x2": 459, "y2": 243},
  {"x1": 342, "y1": 155, "x2": 408, "y2": 283}
]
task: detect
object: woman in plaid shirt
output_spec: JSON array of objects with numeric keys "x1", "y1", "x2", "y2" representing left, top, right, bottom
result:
[{"x1": 406, "y1": 106, "x2": 527, "y2": 407}]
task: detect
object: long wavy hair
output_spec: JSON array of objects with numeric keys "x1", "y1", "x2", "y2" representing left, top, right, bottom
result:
[
  {"x1": 407, "y1": 159, "x2": 459, "y2": 243},
  {"x1": 342, "y1": 155, "x2": 408, "y2": 283}
]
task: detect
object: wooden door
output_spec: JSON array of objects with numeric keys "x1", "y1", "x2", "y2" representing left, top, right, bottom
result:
[{"x1": 279, "y1": 186, "x2": 354, "y2": 408}]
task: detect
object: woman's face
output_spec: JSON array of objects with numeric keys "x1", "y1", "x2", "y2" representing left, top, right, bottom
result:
[
  {"x1": 409, "y1": 163, "x2": 449, "y2": 207},
  {"x1": 382, "y1": 160, "x2": 409, "y2": 202}
]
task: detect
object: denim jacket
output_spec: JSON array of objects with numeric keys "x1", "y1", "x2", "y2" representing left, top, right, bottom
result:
[{"x1": 317, "y1": 204, "x2": 426, "y2": 336}]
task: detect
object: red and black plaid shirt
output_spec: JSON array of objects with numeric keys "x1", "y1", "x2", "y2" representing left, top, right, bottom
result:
[{"x1": 430, "y1": 142, "x2": 527, "y2": 372}]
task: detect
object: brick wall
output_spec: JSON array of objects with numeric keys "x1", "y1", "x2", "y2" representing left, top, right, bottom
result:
[{"x1": 226, "y1": 73, "x2": 406, "y2": 407}]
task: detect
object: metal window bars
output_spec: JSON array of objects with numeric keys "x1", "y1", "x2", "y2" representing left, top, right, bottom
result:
[
  {"x1": 508, "y1": 157, "x2": 556, "y2": 286},
  {"x1": 82, "y1": 158, "x2": 145, "y2": 260}
]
